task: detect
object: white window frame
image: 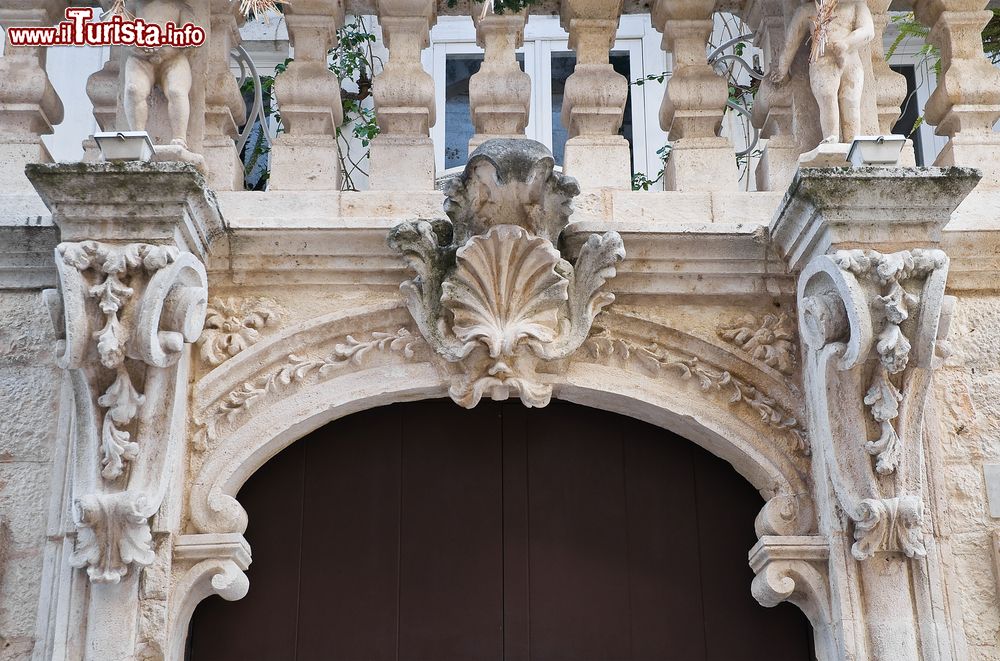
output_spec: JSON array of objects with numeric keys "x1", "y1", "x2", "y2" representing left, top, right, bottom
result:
[{"x1": 428, "y1": 14, "x2": 669, "y2": 184}]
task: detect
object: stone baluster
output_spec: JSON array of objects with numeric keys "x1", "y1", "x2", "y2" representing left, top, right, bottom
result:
[
  {"x1": 651, "y1": 0, "x2": 738, "y2": 191},
  {"x1": 913, "y1": 0, "x2": 1000, "y2": 185},
  {"x1": 203, "y1": 0, "x2": 248, "y2": 191},
  {"x1": 0, "y1": 1, "x2": 64, "y2": 191},
  {"x1": 370, "y1": 0, "x2": 436, "y2": 190},
  {"x1": 82, "y1": 46, "x2": 123, "y2": 163},
  {"x1": 467, "y1": 2, "x2": 530, "y2": 153},
  {"x1": 558, "y1": 0, "x2": 630, "y2": 190},
  {"x1": 867, "y1": 0, "x2": 907, "y2": 137},
  {"x1": 270, "y1": 0, "x2": 344, "y2": 191},
  {"x1": 746, "y1": 0, "x2": 798, "y2": 191}
]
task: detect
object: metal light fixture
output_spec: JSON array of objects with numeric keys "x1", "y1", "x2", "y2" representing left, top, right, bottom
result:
[
  {"x1": 94, "y1": 131, "x2": 155, "y2": 162},
  {"x1": 847, "y1": 135, "x2": 906, "y2": 167}
]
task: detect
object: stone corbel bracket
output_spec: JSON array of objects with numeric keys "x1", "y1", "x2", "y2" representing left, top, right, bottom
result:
[
  {"x1": 387, "y1": 138, "x2": 625, "y2": 408},
  {"x1": 45, "y1": 239, "x2": 208, "y2": 583},
  {"x1": 749, "y1": 535, "x2": 835, "y2": 651},
  {"x1": 798, "y1": 248, "x2": 952, "y2": 560}
]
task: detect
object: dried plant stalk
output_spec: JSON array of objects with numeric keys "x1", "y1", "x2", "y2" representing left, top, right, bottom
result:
[
  {"x1": 240, "y1": 0, "x2": 289, "y2": 21},
  {"x1": 810, "y1": 0, "x2": 838, "y2": 63},
  {"x1": 103, "y1": 0, "x2": 135, "y2": 21}
]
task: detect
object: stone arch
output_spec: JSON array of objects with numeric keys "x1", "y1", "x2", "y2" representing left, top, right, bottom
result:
[{"x1": 172, "y1": 301, "x2": 818, "y2": 656}]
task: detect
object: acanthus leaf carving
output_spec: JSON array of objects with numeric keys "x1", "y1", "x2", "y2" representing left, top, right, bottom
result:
[
  {"x1": 97, "y1": 367, "x2": 145, "y2": 481},
  {"x1": 69, "y1": 492, "x2": 156, "y2": 584},
  {"x1": 851, "y1": 496, "x2": 927, "y2": 561},
  {"x1": 47, "y1": 240, "x2": 208, "y2": 583},
  {"x1": 798, "y1": 247, "x2": 950, "y2": 560},
  {"x1": 388, "y1": 139, "x2": 625, "y2": 409}
]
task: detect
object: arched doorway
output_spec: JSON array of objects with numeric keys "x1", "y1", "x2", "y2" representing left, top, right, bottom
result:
[{"x1": 187, "y1": 400, "x2": 814, "y2": 660}]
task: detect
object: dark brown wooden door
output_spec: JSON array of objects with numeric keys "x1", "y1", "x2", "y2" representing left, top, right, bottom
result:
[{"x1": 188, "y1": 400, "x2": 814, "y2": 661}]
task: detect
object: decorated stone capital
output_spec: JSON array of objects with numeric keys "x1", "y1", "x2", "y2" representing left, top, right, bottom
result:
[
  {"x1": 798, "y1": 247, "x2": 950, "y2": 559},
  {"x1": 28, "y1": 161, "x2": 220, "y2": 661},
  {"x1": 388, "y1": 138, "x2": 625, "y2": 408},
  {"x1": 46, "y1": 239, "x2": 208, "y2": 581}
]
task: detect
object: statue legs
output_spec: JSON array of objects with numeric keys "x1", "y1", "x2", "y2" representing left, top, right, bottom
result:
[
  {"x1": 124, "y1": 56, "x2": 155, "y2": 132},
  {"x1": 810, "y1": 59, "x2": 843, "y2": 143},
  {"x1": 838, "y1": 56, "x2": 864, "y2": 143},
  {"x1": 159, "y1": 55, "x2": 192, "y2": 147}
]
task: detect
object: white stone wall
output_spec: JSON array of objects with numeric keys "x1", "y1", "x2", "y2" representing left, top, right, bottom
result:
[
  {"x1": 0, "y1": 290, "x2": 60, "y2": 660},
  {"x1": 937, "y1": 295, "x2": 1000, "y2": 660}
]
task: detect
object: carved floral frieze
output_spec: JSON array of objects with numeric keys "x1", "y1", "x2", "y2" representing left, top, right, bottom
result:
[
  {"x1": 584, "y1": 329, "x2": 808, "y2": 454},
  {"x1": 197, "y1": 297, "x2": 281, "y2": 366},
  {"x1": 194, "y1": 328, "x2": 424, "y2": 450},
  {"x1": 387, "y1": 139, "x2": 625, "y2": 408}
]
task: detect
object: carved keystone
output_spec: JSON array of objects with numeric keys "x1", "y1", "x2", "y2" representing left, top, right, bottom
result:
[{"x1": 388, "y1": 138, "x2": 625, "y2": 408}]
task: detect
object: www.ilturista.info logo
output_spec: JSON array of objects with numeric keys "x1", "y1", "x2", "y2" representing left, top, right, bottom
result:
[{"x1": 6, "y1": 8, "x2": 205, "y2": 48}]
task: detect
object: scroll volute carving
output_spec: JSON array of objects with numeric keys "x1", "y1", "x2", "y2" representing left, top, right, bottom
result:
[
  {"x1": 45, "y1": 240, "x2": 208, "y2": 583},
  {"x1": 797, "y1": 248, "x2": 951, "y2": 560},
  {"x1": 388, "y1": 138, "x2": 625, "y2": 408}
]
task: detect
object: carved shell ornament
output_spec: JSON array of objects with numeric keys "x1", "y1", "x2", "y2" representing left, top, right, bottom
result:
[{"x1": 388, "y1": 139, "x2": 625, "y2": 408}]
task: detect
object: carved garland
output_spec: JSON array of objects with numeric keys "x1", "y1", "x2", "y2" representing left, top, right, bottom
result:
[
  {"x1": 194, "y1": 328, "x2": 424, "y2": 449},
  {"x1": 584, "y1": 330, "x2": 808, "y2": 454}
]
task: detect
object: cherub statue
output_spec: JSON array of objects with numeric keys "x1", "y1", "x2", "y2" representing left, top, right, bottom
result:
[
  {"x1": 122, "y1": 0, "x2": 195, "y2": 149},
  {"x1": 768, "y1": 0, "x2": 874, "y2": 144}
]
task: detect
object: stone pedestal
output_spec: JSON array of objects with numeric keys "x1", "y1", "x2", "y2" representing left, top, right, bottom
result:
[
  {"x1": 559, "y1": 0, "x2": 630, "y2": 190},
  {"x1": 664, "y1": 137, "x2": 740, "y2": 192},
  {"x1": 367, "y1": 135, "x2": 436, "y2": 190},
  {"x1": 747, "y1": 0, "x2": 800, "y2": 191},
  {"x1": 371, "y1": 1, "x2": 437, "y2": 191},
  {"x1": 270, "y1": 3, "x2": 344, "y2": 191},
  {"x1": 652, "y1": 0, "x2": 736, "y2": 192},
  {"x1": 83, "y1": 46, "x2": 123, "y2": 163},
  {"x1": 203, "y1": 0, "x2": 248, "y2": 191}
]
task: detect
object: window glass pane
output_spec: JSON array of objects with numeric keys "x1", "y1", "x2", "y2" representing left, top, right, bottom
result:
[
  {"x1": 445, "y1": 53, "x2": 527, "y2": 170},
  {"x1": 890, "y1": 64, "x2": 923, "y2": 166},
  {"x1": 550, "y1": 52, "x2": 575, "y2": 165},
  {"x1": 551, "y1": 51, "x2": 635, "y2": 172},
  {"x1": 445, "y1": 54, "x2": 483, "y2": 169}
]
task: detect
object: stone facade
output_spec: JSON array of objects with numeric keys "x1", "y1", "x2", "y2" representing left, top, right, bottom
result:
[{"x1": 1, "y1": 1, "x2": 1000, "y2": 660}]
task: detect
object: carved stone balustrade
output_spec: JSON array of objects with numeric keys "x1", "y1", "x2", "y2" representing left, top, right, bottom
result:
[
  {"x1": 270, "y1": 0, "x2": 345, "y2": 191},
  {"x1": 745, "y1": 0, "x2": 798, "y2": 191},
  {"x1": 370, "y1": 0, "x2": 437, "y2": 190},
  {"x1": 27, "y1": 162, "x2": 224, "y2": 660},
  {"x1": 82, "y1": 44, "x2": 122, "y2": 163},
  {"x1": 468, "y1": 2, "x2": 530, "y2": 153},
  {"x1": 913, "y1": 0, "x2": 1000, "y2": 186},
  {"x1": 558, "y1": 0, "x2": 631, "y2": 190},
  {"x1": 203, "y1": 0, "x2": 248, "y2": 191},
  {"x1": 769, "y1": 166, "x2": 981, "y2": 660},
  {"x1": 0, "y1": 0, "x2": 64, "y2": 191},
  {"x1": 651, "y1": 0, "x2": 737, "y2": 191}
]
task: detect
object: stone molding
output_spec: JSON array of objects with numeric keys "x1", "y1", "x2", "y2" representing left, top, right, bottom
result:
[{"x1": 188, "y1": 299, "x2": 813, "y2": 540}]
